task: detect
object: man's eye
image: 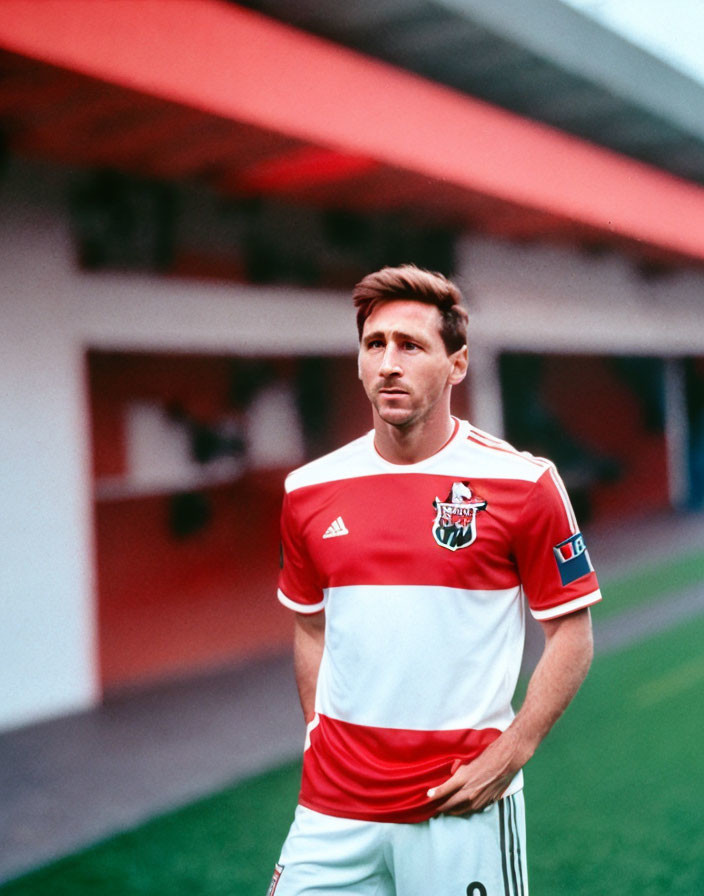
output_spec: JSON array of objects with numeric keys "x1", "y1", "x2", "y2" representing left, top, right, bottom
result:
[
  {"x1": 367, "y1": 340, "x2": 384, "y2": 349},
  {"x1": 403, "y1": 341, "x2": 419, "y2": 351}
]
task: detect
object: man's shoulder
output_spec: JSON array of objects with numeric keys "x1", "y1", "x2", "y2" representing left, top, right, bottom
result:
[
  {"x1": 284, "y1": 431, "x2": 373, "y2": 494},
  {"x1": 456, "y1": 423, "x2": 553, "y2": 483}
]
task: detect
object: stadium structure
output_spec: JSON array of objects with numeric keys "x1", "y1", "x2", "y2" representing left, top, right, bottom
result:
[{"x1": 2, "y1": 0, "x2": 704, "y2": 738}]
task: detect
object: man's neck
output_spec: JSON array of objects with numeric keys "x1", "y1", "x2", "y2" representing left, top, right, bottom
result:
[{"x1": 373, "y1": 413, "x2": 457, "y2": 465}]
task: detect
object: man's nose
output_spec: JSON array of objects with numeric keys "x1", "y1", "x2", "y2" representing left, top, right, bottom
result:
[{"x1": 379, "y1": 344, "x2": 402, "y2": 377}]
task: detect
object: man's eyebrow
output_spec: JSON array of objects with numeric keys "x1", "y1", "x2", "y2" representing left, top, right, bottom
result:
[
  {"x1": 362, "y1": 330, "x2": 384, "y2": 343},
  {"x1": 363, "y1": 329, "x2": 426, "y2": 344}
]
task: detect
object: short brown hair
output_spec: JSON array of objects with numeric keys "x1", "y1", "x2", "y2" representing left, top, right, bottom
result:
[{"x1": 353, "y1": 264, "x2": 468, "y2": 354}]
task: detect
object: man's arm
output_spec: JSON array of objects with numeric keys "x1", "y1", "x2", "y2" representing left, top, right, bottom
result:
[
  {"x1": 293, "y1": 610, "x2": 326, "y2": 723},
  {"x1": 429, "y1": 607, "x2": 594, "y2": 814}
]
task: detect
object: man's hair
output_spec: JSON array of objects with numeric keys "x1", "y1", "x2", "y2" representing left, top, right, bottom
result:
[{"x1": 352, "y1": 264, "x2": 468, "y2": 354}]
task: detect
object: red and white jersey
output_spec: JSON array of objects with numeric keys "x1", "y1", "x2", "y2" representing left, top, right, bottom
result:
[{"x1": 278, "y1": 418, "x2": 601, "y2": 823}]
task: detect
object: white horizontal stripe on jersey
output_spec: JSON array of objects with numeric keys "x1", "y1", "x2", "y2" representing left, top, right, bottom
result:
[
  {"x1": 315, "y1": 584, "x2": 525, "y2": 732},
  {"x1": 277, "y1": 588, "x2": 327, "y2": 614},
  {"x1": 286, "y1": 432, "x2": 372, "y2": 492},
  {"x1": 286, "y1": 420, "x2": 549, "y2": 493},
  {"x1": 530, "y1": 588, "x2": 602, "y2": 620}
]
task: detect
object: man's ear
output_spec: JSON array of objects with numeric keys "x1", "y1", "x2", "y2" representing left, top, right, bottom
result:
[{"x1": 448, "y1": 345, "x2": 468, "y2": 386}]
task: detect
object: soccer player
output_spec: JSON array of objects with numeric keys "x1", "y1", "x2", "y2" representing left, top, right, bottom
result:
[{"x1": 269, "y1": 265, "x2": 600, "y2": 895}]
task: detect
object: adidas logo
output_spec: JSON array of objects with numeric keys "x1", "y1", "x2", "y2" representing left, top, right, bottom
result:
[{"x1": 323, "y1": 516, "x2": 349, "y2": 539}]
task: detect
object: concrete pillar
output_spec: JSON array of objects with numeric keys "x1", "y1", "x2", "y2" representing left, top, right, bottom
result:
[{"x1": 467, "y1": 344, "x2": 504, "y2": 438}]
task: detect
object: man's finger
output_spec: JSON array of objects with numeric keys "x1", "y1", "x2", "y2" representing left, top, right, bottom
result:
[
  {"x1": 426, "y1": 758, "x2": 465, "y2": 800},
  {"x1": 426, "y1": 774, "x2": 459, "y2": 801}
]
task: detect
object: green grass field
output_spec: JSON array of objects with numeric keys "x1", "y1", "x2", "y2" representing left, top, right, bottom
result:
[
  {"x1": 3, "y1": 610, "x2": 704, "y2": 896},
  {"x1": 526, "y1": 612, "x2": 704, "y2": 895}
]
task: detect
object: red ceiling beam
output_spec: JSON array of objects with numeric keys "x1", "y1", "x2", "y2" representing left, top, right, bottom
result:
[
  {"x1": 2, "y1": 0, "x2": 704, "y2": 260},
  {"x1": 235, "y1": 147, "x2": 380, "y2": 193}
]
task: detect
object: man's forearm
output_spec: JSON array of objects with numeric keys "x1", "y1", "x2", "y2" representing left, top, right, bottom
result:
[
  {"x1": 293, "y1": 611, "x2": 326, "y2": 722},
  {"x1": 506, "y1": 607, "x2": 594, "y2": 766}
]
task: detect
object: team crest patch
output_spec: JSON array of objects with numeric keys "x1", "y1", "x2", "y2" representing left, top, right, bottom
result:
[
  {"x1": 267, "y1": 863, "x2": 284, "y2": 896},
  {"x1": 432, "y1": 481, "x2": 487, "y2": 551}
]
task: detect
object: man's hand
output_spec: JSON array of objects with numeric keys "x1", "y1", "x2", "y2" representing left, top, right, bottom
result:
[{"x1": 427, "y1": 728, "x2": 526, "y2": 814}]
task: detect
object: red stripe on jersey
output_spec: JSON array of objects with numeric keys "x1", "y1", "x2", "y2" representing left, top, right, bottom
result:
[
  {"x1": 284, "y1": 473, "x2": 528, "y2": 592},
  {"x1": 466, "y1": 428, "x2": 512, "y2": 449},
  {"x1": 465, "y1": 429, "x2": 548, "y2": 469},
  {"x1": 299, "y1": 714, "x2": 502, "y2": 823},
  {"x1": 547, "y1": 464, "x2": 578, "y2": 533}
]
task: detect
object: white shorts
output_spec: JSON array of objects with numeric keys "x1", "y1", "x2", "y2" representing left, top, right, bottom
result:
[{"x1": 268, "y1": 794, "x2": 528, "y2": 896}]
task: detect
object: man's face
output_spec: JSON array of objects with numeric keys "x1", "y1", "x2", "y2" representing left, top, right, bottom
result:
[{"x1": 358, "y1": 299, "x2": 467, "y2": 430}]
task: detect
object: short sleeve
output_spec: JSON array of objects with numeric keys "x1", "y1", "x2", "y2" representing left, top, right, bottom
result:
[
  {"x1": 277, "y1": 490, "x2": 326, "y2": 613},
  {"x1": 512, "y1": 465, "x2": 601, "y2": 620}
]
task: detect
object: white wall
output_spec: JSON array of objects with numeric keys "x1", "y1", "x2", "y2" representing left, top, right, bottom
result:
[
  {"x1": 0, "y1": 160, "x2": 355, "y2": 732},
  {"x1": 0, "y1": 165, "x2": 99, "y2": 729},
  {"x1": 458, "y1": 236, "x2": 704, "y2": 433},
  {"x1": 460, "y1": 236, "x2": 704, "y2": 356}
]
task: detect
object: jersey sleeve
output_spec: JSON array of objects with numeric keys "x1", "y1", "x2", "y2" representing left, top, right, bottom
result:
[
  {"x1": 512, "y1": 465, "x2": 601, "y2": 620},
  {"x1": 277, "y1": 489, "x2": 326, "y2": 614}
]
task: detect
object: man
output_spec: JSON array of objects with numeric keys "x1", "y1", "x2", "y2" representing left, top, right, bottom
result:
[{"x1": 269, "y1": 265, "x2": 600, "y2": 896}]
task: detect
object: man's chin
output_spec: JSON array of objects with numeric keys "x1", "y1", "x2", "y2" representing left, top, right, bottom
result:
[{"x1": 375, "y1": 406, "x2": 415, "y2": 428}]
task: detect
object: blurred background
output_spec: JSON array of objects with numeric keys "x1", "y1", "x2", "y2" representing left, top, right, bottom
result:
[{"x1": 1, "y1": 1, "x2": 704, "y2": 892}]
